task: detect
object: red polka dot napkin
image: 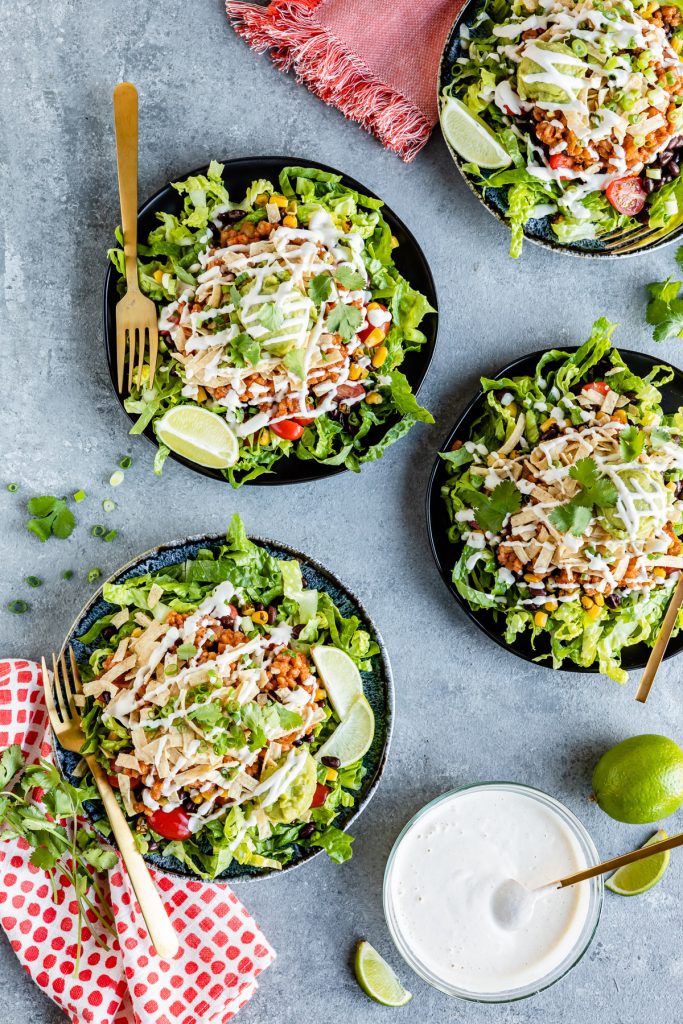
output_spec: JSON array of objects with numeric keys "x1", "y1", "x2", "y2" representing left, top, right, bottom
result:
[
  {"x1": 227, "y1": 0, "x2": 463, "y2": 162},
  {"x1": 0, "y1": 660, "x2": 276, "y2": 1024}
]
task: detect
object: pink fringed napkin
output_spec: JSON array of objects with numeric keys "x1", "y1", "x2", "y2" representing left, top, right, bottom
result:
[{"x1": 226, "y1": 0, "x2": 463, "y2": 161}]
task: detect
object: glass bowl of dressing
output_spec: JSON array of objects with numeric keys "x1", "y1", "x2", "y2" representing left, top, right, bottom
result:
[{"x1": 383, "y1": 782, "x2": 603, "y2": 1002}]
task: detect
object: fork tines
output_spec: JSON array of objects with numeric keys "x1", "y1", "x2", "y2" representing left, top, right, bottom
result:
[{"x1": 42, "y1": 649, "x2": 82, "y2": 726}]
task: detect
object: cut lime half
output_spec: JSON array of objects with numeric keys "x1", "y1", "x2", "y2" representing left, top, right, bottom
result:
[
  {"x1": 311, "y1": 646, "x2": 363, "y2": 720},
  {"x1": 606, "y1": 830, "x2": 670, "y2": 896},
  {"x1": 156, "y1": 406, "x2": 239, "y2": 470},
  {"x1": 315, "y1": 696, "x2": 374, "y2": 768},
  {"x1": 440, "y1": 96, "x2": 512, "y2": 169},
  {"x1": 354, "y1": 940, "x2": 412, "y2": 1007}
]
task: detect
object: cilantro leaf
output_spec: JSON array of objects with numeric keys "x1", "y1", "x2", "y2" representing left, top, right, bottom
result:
[
  {"x1": 229, "y1": 284, "x2": 242, "y2": 309},
  {"x1": 26, "y1": 496, "x2": 75, "y2": 542},
  {"x1": 0, "y1": 745, "x2": 23, "y2": 789},
  {"x1": 308, "y1": 273, "x2": 333, "y2": 307},
  {"x1": 549, "y1": 502, "x2": 593, "y2": 537},
  {"x1": 646, "y1": 279, "x2": 683, "y2": 342},
  {"x1": 619, "y1": 425, "x2": 645, "y2": 461},
  {"x1": 325, "y1": 303, "x2": 363, "y2": 341},
  {"x1": 228, "y1": 333, "x2": 261, "y2": 368},
  {"x1": 334, "y1": 266, "x2": 365, "y2": 290},
  {"x1": 188, "y1": 701, "x2": 223, "y2": 730},
  {"x1": 549, "y1": 458, "x2": 618, "y2": 536},
  {"x1": 466, "y1": 481, "x2": 522, "y2": 534},
  {"x1": 273, "y1": 703, "x2": 303, "y2": 732},
  {"x1": 651, "y1": 427, "x2": 672, "y2": 448},
  {"x1": 283, "y1": 349, "x2": 307, "y2": 380},
  {"x1": 258, "y1": 302, "x2": 284, "y2": 333}
]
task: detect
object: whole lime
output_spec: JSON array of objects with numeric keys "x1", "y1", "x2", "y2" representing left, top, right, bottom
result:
[{"x1": 592, "y1": 735, "x2": 683, "y2": 823}]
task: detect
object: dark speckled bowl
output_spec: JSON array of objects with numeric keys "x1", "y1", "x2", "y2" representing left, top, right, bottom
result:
[
  {"x1": 54, "y1": 533, "x2": 393, "y2": 882},
  {"x1": 438, "y1": 0, "x2": 683, "y2": 258}
]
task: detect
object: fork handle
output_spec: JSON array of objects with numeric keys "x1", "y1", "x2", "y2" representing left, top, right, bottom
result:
[
  {"x1": 86, "y1": 754, "x2": 179, "y2": 959},
  {"x1": 113, "y1": 82, "x2": 140, "y2": 292}
]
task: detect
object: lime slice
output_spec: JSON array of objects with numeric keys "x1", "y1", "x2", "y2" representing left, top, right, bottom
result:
[
  {"x1": 440, "y1": 96, "x2": 512, "y2": 169},
  {"x1": 311, "y1": 646, "x2": 363, "y2": 720},
  {"x1": 606, "y1": 830, "x2": 670, "y2": 896},
  {"x1": 354, "y1": 940, "x2": 412, "y2": 1007},
  {"x1": 316, "y1": 696, "x2": 374, "y2": 767},
  {"x1": 156, "y1": 406, "x2": 239, "y2": 469}
]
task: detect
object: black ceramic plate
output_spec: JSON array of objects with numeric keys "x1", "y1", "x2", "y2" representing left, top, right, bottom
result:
[
  {"x1": 54, "y1": 533, "x2": 393, "y2": 881},
  {"x1": 426, "y1": 346, "x2": 683, "y2": 673},
  {"x1": 438, "y1": 0, "x2": 683, "y2": 258},
  {"x1": 103, "y1": 155, "x2": 438, "y2": 484}
]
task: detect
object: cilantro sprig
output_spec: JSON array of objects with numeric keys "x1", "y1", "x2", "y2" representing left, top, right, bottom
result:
[
  {"x1": 0, "y1": 746, "x2": 117, "y2": 974},
  {"x1": 619, "y1": 425, "x2": 645, "y2": 461},
  {"x1": 325, "y1": 303, "x2": 363, "y2": 341},
  {"x1": 646, "y1": 278, "x2": 683, "y2": 342},
  {"x1": 465, "y1": 481, "x2": 522, "y2": 534},
  {"x1": 549, "y1": 458, "x2": 618, "y2": 537},
  {"x1": 26, "y1": 495, "x2": 76, "y2": 542}
]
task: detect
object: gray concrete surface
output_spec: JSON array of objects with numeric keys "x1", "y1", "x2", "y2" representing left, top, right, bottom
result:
[{"x1": 2, "y1": 1, "x2": 683, "y2": 1021}]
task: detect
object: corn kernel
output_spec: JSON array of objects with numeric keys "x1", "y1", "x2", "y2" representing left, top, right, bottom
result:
[
  {"x1": 524, "y1": 573, "x2": 541, "y2": 583},
  {"x1": 192, "y1": 794, "x2": 204, "y2": 805},
  {"x1": 242, "y1": 605, "x2": 255, "y2": 616},
  {"x1": 359, "y1": 367, "x2": 370, "y2": 379},
  {"x1": 365, "y1": 392, "x2": 383, "y2": 405},
  {"x1": 581, "y1": 595, "x2": 594, "y2": 610},
  {"x1": 258, "y1": 428, "x2": 271, "y2": 446},
  {"x1": 487, "y1": 454, "x2": 498, "y2": 466},
  {"x1": 348, "y1": 363, "x2": 362, "y2": 381},
  {"x1": 315, "y1": 688, "x2": 326, "y2": 702},
  {"x1": 667, "y1": 481, "x2": 677, "y2": 491},
  {"x1": 131, "y1": 627, "x2": 143, "y2": 637},
  {"x1": 196, "y1": 386, "x2": 207, "y2": 403},
  {"x1": 282, "y1": 214, "x2": 297, "y2": 228},
  {"x1": 153, "y1": 269, "x2": 164, "y2": 283},
  {"x1": 366, "y1": 301, "x2": 382, "y2": 312},
  {"x1": 507, "y1": 402, "x2": 518, "y2": 417},
  {"x1": 326, "y1": 767, "x2": 338, "y2": 782},
  {"x1": 544, "y1": 600, "x2": 558, "y2": 612},
  {"x1": 255, "y1": 193, "x2": 269, "y2": 206},
  {"x1": 364, "y1": 327, "x2": 385, "y2": 348},
  {"x1": 251, "y1": 610, "x2": 268, "y2": 625},
  {"x1": 139, "y1": 365, "x2": 150, "y2": 383},
  {"x1": 390, "y1": 235, "x2": 399, "y2": 248},
  {"x1": 287, "y1": 199, "x2": 298, "y2": 213},
  {"x1": 586, "y1": 604, "x2": 602, "y2": 620},
  {"x1": 540, "y1": 417, "x2": 556, "y2": 432},
  {"x1": 534, "y1": 611, "x2": 548, "y2": 628},
  {"x1": 654, "y1": 566, "x2": 667, "y2": 578},
  {"x1": 371, "y1": 345, "x2": 388, "y2": 368},
  {"x1": 271, "y1": 194, "x2": 288, "y2": 208},
  {"x1": 673, "y1": 36, "x2": 682, "y2": 53},
  {"x1": 611, "y1": 409, "x2": 628, "y2": 424},
  {"x1": 593, "y1": 592, "x2": 605, "y2": 606}
]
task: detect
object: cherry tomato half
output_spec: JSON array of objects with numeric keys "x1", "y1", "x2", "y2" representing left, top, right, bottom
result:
[
  {"x1": 581, "y1": 380, "x2": 610, "y2": 396},
  {"x1": 311, "y1": 783, "x2": 330, "y2": 809},
  {"x1": 358, "y1": 303, "x2": 390, "y2": 344},
  {"x1": 295, "y1": 416, "x2": 315, "y2": 427},
  {"x1": 149, "y1": 807, "x2": 192, "y2": 841},
  {"x1": 605, "y1": 176, "x2": 647, "y2": 216},
  {"x1": 549, "y1": 153, "x2": 574, "y2": 181},
  {"x1": 335, "y1": 383, "x2": 365, "y2": 401},
  {"x1": 270, "y1": 420, "x2": 305, "y2": 441}
]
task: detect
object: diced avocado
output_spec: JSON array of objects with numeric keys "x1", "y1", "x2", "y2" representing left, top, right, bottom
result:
[
  {"x1": 601, "y1": 469, "x2": 668, "y2": 539},
  {"x1": 265, "y1": 750, "x2": 317, "y2": 825},
  {"x1": 517, "y1": 41, "x2": 584, "y2": 105}
]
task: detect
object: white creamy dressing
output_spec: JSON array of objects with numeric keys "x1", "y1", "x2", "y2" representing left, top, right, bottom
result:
[{"x1": 389, "y1": 788, "x2": 591, "y2": 994}]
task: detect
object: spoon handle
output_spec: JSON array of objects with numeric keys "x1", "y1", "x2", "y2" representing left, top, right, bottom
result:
[{"x1": 554, "y1": 831, "x2": 683, "y2": 889}]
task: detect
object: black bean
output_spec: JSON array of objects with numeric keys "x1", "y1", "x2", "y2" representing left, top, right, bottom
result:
[
  {"x1": 267, "y1": 605, "x2": 277, "y2": 625},
  {"x1": 642, "y1": 177, "x2": 655, "y2": 194},
  {"x1": 670, "y1": 161, "x2": 680, "y2": 177},
  {"x1": 541, "y1": 427, "x2": 560, "y2": 441},
  {"x1": 675, "y1": 479, "x2": 683, "y2": 499},
  {"x1": 218, "y1": 209, "x2": 244, "y2": 226},
  {"x1": 302, "y1": 732, "x2": 314, "y2": 742},
  {"x1": 292, "y1": 738, "x2": 303, "y2": 747},
  {"x1": 292, "y1": 624, "x2": 304, "y2": 639},
  {"x1": 255, "y1": 602, "x2": 265, "y2": 612},
  {"x1": 321, "y1": 755, "x2": 341, "y2": 769},
  {"x1": 209, "y1": 222, "x2": 221, "y2": 244},
  {"x1": 605, "y1": 592, "x2": 622, "y2": 609},
  {"x1": 298, "y1": 822, "x2": 316, "y2": 839},
  {"x1": 220, "y1": 615, "x2": 236, "y2": 628}
]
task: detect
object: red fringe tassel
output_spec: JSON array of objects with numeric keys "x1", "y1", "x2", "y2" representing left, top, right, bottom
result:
[{"x1": 226, "y1": 0, "x2": 433, "y2": 162}]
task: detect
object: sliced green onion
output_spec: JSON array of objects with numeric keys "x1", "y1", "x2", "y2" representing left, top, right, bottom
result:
[
  {"x1": 25, "y1": 576, "x2": 42, "y2": 588},
  {"x1": 73, "y1": 490, "x2": 86, "y2": 503},
  {"x1": 621, "y1": 92, "x2": 637, "y2": 111},
  {"x1": 572, "y1": 38, "x2": 588, "y2": 57},
  {"x1": 87, "y1": 568, "x2": 101, "y2": 584},
  {"x1": 102, "y1": 499, "x2": 116, "y2": 513},
  {"x1": 119, "y1": 456, "x2": 133, "y2": 470},
  {"x1": 177, "y1": 643, "x2": 198, "y2": 660},
  {"x1": 109, "y1": 471, "x2": 124, "y2": 487},
  {"x1": 666, "y1": 70, "x2": 677, "y2": 85},
  {"x1": 164, "y1": 663, "x2": 179, "y2": 677},
  {"x1": 7, "y1": 600, "x2": 29, "y2": 614},
  {"x1": 104, "y1": 530, "x2": 118, "y2": 542},
  {"x1": 91, "y1": 525, "x2": 106, "y2": 538},
  {"x1": 7, "y1": 483, "x2": 18, "y2": 493},
  {"x1": 63, "y1": 570, "x2": 74, "y2": 580},
  {"x1": 604, "y1": 54, "x2": 619, "y2": 70},
  {"x1": 646, "y1": 167, "x2": 662, "y2": 179}
]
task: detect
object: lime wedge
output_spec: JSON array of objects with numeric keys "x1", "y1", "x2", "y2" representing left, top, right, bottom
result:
[
  {"x1": 316, "y1": 696, "x2": 374, "y2": 767},
  {"x1": 440, "y1": 96, "x2": 512, "y2": 169},
  {"x1": 606, "y1": 830, "x2": 670, "y2": 896},
  {"x1": 311, "y1": 646, "x2": 363, "y2": 720},
  {"x1": 156, "y1": 406, "x2": 239, "y2": 469},
  {"x1": 354, "y1": 940, "x2": 412, "y2": 1007}
]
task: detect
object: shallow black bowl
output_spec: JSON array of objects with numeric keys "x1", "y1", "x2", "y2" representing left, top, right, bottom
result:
[
  {"x1": 54, "y1": 532, "x2": 393, "y2": 881},
  {"x1": 103, "y1": 155, "x2": 438, "y2": 484},
  {"x1": 438, "y1": 0, "x2": 683, "y2": 258},
  {"x1": 426, "y1": 346, "x2": 683, "y2": 672}
]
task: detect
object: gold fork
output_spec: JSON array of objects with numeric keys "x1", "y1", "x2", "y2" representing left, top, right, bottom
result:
[
  {"x1": 113, "y1": 82, "x2": 158, "y2": 393},
  {"x1": 599, "y1": 220, "x2": 676, "y2": 255},
  {"x1": 42, "y1": 650, "x2": 178, "y2": 959}
]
